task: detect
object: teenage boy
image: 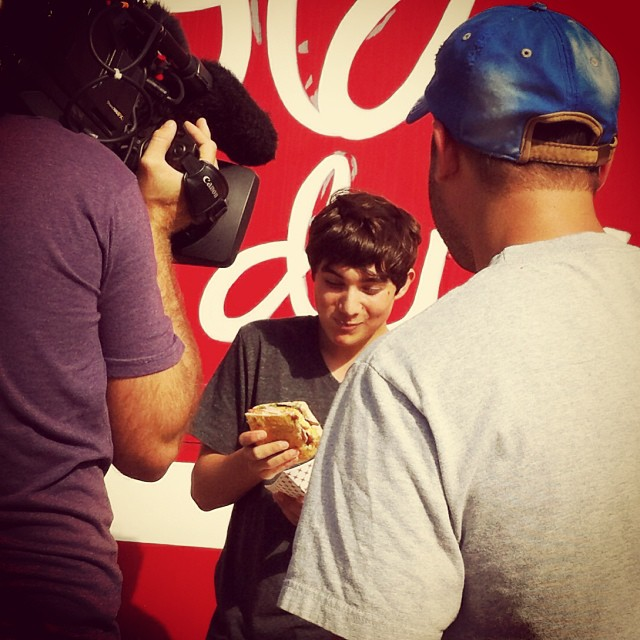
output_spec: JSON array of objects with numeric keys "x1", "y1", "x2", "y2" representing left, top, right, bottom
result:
[{"x1": 190, "y1": 189, "x2": 421, "y2": 639}]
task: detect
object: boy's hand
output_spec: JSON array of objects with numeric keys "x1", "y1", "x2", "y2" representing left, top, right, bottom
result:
[{"x1": 238, "y1": 429, "x2": 299, "y2": 481}]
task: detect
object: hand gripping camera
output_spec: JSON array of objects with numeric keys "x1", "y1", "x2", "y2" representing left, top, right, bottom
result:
[{"x1": 0, "y1": 0, "x2": 278, "y2": 267}]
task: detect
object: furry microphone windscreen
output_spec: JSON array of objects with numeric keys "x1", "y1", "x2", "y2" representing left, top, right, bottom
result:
[{"x1": 173, "y1": 59, "x2": 278, "y2": 167}]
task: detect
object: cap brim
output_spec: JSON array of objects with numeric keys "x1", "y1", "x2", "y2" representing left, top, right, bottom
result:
[{"x1": 406, "y1": 94, "x2": 430, "y2": 124}]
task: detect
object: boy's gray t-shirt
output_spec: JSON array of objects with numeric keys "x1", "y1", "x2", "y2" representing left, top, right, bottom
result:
[{"x1": 191, "y1": 315, "x2": 339, "y2": 639}]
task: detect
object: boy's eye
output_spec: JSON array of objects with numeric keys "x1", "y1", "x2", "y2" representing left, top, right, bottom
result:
[{"x1": 362, "y1": 285, "x2": 384, "y2": 295}]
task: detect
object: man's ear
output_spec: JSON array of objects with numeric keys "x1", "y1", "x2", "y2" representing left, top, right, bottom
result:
[
  {"x1": 394, "y1": 268, "x2": 416, "y2": 300},
  {"x1": 431, "y1": 120, "x2": 460, "y2": 181},
  {"x1": 597, "y1": 159, "x2": 613, "y2": 191}
]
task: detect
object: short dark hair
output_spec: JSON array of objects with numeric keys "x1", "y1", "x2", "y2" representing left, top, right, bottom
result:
[
  {"x1": 0, "y1": 0, "x2": 95, "y2": 112},
  {"x1": 306, "y1": 189, "x2": 421, "y2": 291},
  {"x1": 458, "y1": 121, "x2": 603, "y2": 193}
]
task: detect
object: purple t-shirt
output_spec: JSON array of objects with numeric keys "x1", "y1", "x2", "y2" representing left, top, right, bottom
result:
[{"x1": 0, "y1": 115, "x2": 183, "y2": 636}]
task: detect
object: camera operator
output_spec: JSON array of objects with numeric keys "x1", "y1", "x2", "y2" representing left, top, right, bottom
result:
[{"x1": 0, "y1": 2, "x2": 212, "y2": 637}]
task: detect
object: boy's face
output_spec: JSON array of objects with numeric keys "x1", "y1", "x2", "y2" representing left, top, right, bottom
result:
[{"x1": 313, "y1": 262, "x2": 413, "y2": 355}]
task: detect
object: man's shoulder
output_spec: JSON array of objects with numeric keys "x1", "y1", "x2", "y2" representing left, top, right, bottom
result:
[
  {"x1": 366, "y1": 232, "x2": 640, "y2": 369},
  {"x1": 2, "y1": 114, "x2": 132, "y2": 178},
  {"x1": 359, "y1": 270, "x2": 500, "y2": 373}
]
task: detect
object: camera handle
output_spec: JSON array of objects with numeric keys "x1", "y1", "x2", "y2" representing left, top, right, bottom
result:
[{"x1": 181, "y1": 154, "x2": 229, "y2": 226}]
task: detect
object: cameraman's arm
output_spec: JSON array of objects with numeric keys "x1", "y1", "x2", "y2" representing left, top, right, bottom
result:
[{"x1": 108, "y1": 119, "x2": 212, "y2": 482}]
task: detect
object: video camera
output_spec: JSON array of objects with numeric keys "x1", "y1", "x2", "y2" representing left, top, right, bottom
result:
[{"x1": 0, "y1": 0, "x2": 278, "y2": 267}]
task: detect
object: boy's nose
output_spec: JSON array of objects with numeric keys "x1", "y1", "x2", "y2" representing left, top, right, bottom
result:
[{"x1": 338, "y1": 288, "x2": 361, "y2": 316}]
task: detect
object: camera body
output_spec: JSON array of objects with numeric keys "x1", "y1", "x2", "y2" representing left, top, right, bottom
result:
[
  {"x1": 164, "y1": 128, "x2": 199, "y2": 171},
  {"x1": 0, "y1": 0, "x2": 264, "y2": 267}
]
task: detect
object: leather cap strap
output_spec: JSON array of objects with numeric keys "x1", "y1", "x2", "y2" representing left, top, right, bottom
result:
[{"x1": 181, "y1": 155, "x2": 229, "y2": 225}]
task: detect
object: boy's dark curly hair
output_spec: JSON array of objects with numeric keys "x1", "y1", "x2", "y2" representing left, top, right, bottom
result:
[{"x1": 306, "y1": 189, "x2": 422, "y2": 291}]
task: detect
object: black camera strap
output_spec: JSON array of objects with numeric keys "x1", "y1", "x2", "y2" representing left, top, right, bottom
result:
[{"x1": 181, "y1": 154, "x2": 229, "y2": 226}]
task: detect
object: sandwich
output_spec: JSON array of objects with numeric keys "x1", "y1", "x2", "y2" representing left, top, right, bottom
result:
[{"x1": 245, "y1": 401, "x2": 322, "y2": 463}]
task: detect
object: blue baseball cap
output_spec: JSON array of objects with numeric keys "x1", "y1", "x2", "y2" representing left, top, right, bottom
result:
[{"x1": 407, "y1": 3, "x2": 619, "y2": 166}]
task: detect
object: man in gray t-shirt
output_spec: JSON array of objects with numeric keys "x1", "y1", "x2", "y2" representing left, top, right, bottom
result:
[{"x1": 280, "y1": 5, "x2": 640, "y2": 640}]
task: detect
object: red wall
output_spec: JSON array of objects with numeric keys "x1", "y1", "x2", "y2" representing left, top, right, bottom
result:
[{"x1": 115, "y1": 2, "x2": 640, "y2": 638}]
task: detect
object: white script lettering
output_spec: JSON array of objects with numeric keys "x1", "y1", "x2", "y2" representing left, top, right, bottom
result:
[{"x1": 266, "y1": 0, "x2": 475, "y2": 138}]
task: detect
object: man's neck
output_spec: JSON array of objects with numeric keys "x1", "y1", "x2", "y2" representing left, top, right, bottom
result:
[{"x1": 474, "y1": 189, "x2": 603, "y2": 270}]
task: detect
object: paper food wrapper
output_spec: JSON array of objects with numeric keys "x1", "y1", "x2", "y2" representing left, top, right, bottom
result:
[{"x1": 265, "y1": 459, "x2": 315, "y2": 499}]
